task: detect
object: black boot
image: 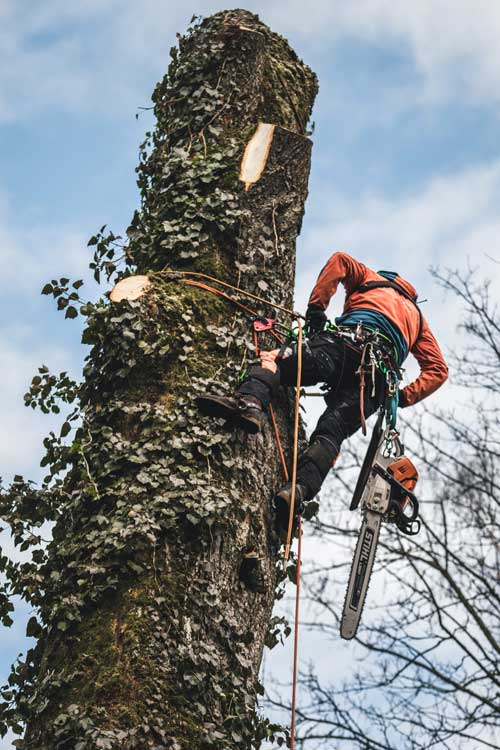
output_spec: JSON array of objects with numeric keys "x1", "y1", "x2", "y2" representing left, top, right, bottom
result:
[
  {"x1": 195, "y1": 393, "x2": 266, "y2": 434},
  {"x1": 273, "y1": 482, "x2": 308, "y2": 539}
]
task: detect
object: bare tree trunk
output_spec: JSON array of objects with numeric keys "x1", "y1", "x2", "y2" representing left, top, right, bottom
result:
[{"x1": 20, "y1": 11, "x2": 317, "y2": 749}]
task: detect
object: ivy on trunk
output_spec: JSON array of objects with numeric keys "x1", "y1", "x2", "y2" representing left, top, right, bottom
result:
[{"x1": 0, "y1": 10, "x2": 317, "y2": 749}]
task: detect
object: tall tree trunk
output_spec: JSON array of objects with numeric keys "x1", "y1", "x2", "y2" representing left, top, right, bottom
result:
[{"x1": 23, "y1": 10, "x2": 317, "y2": 749}]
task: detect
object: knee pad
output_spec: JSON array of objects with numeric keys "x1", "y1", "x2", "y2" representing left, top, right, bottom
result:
[
  {"x1": 299, "y1": 438, "x2": 337, "y2": 479},
  {"x1": 312, "y1": 407, "x2": 351, "y2": 447}
]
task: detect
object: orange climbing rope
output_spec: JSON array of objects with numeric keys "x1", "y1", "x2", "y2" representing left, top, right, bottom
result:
[
  {"x1": 160, "y1": 270, "x2": 303, "y2": 749},
  {"x1": 182, "y1": 278, "x2": 285, "y2": 345}
]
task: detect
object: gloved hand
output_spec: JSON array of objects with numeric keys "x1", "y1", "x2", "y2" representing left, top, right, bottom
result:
[{"x1": 305, "y1": 305, "x2": 327, "y2": 335}]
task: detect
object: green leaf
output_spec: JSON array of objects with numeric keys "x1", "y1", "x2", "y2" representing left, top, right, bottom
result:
[
  {"x1": 81, "y1": 331, "x2": 93, "y2": 345},
  {"x1": 26, "y1": 616, "x2": 41, "y2": 638},
  {"x1": 65, "y1": 306, "x2": 78, "y2": 319},
  {"x1": 41, "y1": 283, "x2": 53, "y2": 295},
  {"x1": 60, "y1": 421, "x2": 71, "y2": 438}
]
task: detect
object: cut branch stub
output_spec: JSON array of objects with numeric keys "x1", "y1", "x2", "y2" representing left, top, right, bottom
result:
[
  {"x1": 110, "y1": 275, "x2": 151, "y2": 302},
  {"x1": 240, "y1": 122, "x2": 276, "y2": 191}
]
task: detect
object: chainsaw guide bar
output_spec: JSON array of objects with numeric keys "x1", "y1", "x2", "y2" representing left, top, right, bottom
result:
[{"x1": 341, "y1": 410, "x2": 420, "y2": 640}]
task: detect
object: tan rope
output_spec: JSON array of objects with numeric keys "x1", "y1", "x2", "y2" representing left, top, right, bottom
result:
[
  {"x1": 156, "y1": 269, "x2": 305, "y2": 320},
  {"x1": 290, "y1": 517, "x2": 302, "y2": 750},
  {"x1": 284, "y1": 318, "x2": 303, "y2": 561}
]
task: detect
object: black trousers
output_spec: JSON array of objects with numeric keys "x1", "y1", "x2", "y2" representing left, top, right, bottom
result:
[{"x1": 237, "y1": 332, "x2": 383, "y2": 499}]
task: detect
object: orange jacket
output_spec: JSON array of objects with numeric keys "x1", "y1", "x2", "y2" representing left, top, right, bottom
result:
[{"x1": 308, "y1": 252, "x2": 448, "y2": 407}]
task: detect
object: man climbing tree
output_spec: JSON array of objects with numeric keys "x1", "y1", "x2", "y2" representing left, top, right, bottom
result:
[{"x1": 197, "y1": 251, "x2": 448, "y2": 532}]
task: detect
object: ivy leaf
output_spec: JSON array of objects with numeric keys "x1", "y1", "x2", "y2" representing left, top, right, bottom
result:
[{"x1": 26, "y1": 616, "x2": 42, "y2": 638}]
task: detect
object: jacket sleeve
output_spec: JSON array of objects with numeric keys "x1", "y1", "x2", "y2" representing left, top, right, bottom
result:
[
  {"x1": 400, "y1": 321, "x2": 448, "y2": 407},
  {"x1": 308, "y1": 252, "x2": 368, "y2": 310}
]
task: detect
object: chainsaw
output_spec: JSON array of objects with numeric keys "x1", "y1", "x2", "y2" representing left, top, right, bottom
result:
[{"x1": 340, "y1": 407, "x2": 421, "y2": 640}]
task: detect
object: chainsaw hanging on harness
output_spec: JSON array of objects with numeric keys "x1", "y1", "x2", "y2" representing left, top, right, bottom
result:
[{"x1": 341, "y1": 405, "x2": 421, "y2": 640}]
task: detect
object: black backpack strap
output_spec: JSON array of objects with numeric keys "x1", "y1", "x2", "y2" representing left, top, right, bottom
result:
[{"x1": 355, "y1": 280, "x2": 424, "y2": 340}]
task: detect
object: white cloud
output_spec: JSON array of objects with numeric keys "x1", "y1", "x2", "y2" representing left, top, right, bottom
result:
[
  {"x1": 0, "y1": 0, "x2": 193, "y2": 121},
  {"x1": 0, "y1": 321, "x2": 80, "y2": 483},
  {"x1": 296, "y1": 159, "x2": 500, "y2": 320},
  {"x1": 2, "y1": 0, "x2": 500, "y2": 121},
  {"x1": 0, "y1": 192, "x2": 90, "y2": 288},
  {"x1": 268, "y1": 0, "x2": 500, "y2": 105},
  {"x1": 0, "y1": 191, "x2": 88, "y2": 482}
]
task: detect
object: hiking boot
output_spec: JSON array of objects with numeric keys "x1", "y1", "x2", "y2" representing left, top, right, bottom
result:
[
  {"x1": 273, "y1": 481, "x2": 308, "y2": 538},
  {"x1": 195, "y1": 393, "x2": 266, "y2": 434}
]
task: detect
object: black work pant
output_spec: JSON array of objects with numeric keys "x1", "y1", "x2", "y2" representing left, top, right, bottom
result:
[{"x1": 237, "y1": 333, "x2": 383, "y2": 499}]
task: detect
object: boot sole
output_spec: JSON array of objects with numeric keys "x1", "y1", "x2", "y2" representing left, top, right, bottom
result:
[
  {"x1": 195, "y1": 396, "x2": 236, "y2": 421},
  {"x1": 275, "y1": 494, "x2": 291, "y2": 532},
  {"x1": 233, "y1": 414, "x2": 262, "y2": 435},
  {"x1": 196, "y1": 396, "x2": 262, "y2": 435}
]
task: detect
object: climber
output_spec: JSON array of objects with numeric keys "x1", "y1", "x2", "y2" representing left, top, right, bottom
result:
[{"x1": 196, "y1": 252, "x2": 448, "y2": 533}]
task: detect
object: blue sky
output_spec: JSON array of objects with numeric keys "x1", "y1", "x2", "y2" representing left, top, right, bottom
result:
[{"x1": 2, "y1": 1, "x2": 500, "y2": 746}]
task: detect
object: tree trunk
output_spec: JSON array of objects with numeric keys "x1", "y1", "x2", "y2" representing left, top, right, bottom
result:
[{"x1": 23, "y1": 11, "x2": 317, "y2": 749}]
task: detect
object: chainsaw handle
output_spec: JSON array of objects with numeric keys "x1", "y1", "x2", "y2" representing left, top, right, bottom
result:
[
  {"x1": 372, "y1": 465, "x2": 419, "y2": 520},
  {"x1": 399, "y1": 491, "x2": 419, "y2": 522}
]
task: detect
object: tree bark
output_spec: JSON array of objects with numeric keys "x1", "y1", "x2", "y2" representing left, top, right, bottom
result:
[{"x1": 22, "y1": 10, "x2": 317, "y2": 749}]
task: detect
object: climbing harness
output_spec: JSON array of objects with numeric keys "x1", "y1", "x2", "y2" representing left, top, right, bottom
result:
[
  {"x1": 323, "y1": 321, "x2": 401, "y2": 435},
  {"x1": 341, "y1": 406, "x2": 421, "y2": 640}
]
